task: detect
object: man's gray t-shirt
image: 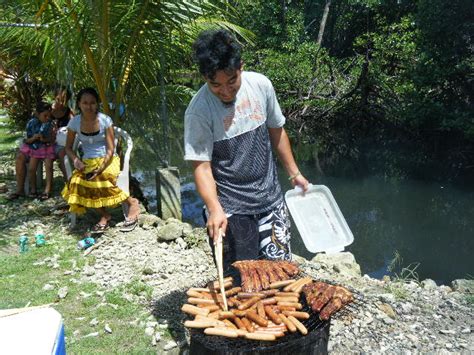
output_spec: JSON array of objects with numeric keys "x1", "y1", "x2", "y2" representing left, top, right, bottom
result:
[{"x1": 184, "y1": 71, "x2": 285, "y2": 215}]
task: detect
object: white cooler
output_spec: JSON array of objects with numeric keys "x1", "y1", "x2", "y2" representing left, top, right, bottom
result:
[{"x1": 0, "y1": 307, "x2": 66, "y2": 354}]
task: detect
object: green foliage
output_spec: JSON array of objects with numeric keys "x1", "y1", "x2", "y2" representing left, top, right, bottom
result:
[{"x1": 239, "y1": 0, "x2": 473, "y2": 179}]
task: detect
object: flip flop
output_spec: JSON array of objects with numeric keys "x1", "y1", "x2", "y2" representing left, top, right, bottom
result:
[
  {"x1": 6, "y1": 192, "x2": 25, "y2": 201},
  {"x1": 119, "y1": 217, "x2": 138, "y2": 232},
  {"x1": 27, "y1": 192, "x2": 39, "y2": 199},
  {"x1": 90, "y1": 222, "x2": 110, "y2": 234},
  {"x1": 39, "y1": 192, "x2": 51, "y2": 201}
]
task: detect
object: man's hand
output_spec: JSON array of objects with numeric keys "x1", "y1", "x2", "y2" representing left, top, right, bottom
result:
[
  {"x1": 207, "y1": 206, "x2": 227, "y2": 245},
  {"x1": 290, "y1": 172, "x2": 310, "y2": 192}
]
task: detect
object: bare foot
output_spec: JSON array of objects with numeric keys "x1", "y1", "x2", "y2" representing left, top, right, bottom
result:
[
  {"x1": 127, "y1": 197, "x2": 140, "y2": 220},
  {"x1": 98, "y1": 214, "x2": 112, "y2": 226}
]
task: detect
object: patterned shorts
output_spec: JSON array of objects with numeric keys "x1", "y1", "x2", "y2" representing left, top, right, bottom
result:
[{"x1": 204, "y1": 201, "x2": 292, "y2": 273}]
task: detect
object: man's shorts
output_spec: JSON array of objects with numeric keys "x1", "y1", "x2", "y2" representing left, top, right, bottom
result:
[{"x1": 204, "y1": 201, "x2": 292, "y2": 273}]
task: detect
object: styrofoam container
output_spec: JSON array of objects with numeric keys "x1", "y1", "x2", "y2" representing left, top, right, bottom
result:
[
  {"x1": 0, "y1": 307, "x2": 66, "y2": 354},
  {"x1": 285, "y1": 184, "x2": 354, "y2": 253}
]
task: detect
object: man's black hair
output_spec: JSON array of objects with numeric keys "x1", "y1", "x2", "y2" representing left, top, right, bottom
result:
[{"x1": 192, "y1": 29, "x2": 242, "y2": 80}]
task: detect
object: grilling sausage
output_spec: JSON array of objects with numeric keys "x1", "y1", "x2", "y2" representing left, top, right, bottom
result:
[
  {"x1": 245, "y1": 332, "x2": 276, "y2": 341},
  {"x1": 287, "y1": 315, "x2": 308, "y2": 335},
  {"x1": 246, "y1": 310, "x2": 269, "y2": 327},
  {"x1": 181, "y1": 304, "x2": 210, "y2": 316},
  {"x1": 204, "y1": 327, "x2": 239, "y2": 338}
]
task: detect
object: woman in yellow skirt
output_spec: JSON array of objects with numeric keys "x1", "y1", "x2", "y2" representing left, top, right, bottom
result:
[{"x1": 62, "y1": 87, "x2": 139, "y2": 233}]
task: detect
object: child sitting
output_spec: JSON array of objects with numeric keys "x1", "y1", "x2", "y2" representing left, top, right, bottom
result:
[{"x1": 7, "y1": 101, "x2": 55, "y2": 200}]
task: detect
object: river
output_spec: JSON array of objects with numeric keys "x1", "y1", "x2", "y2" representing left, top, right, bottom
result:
[{"x1": 124, "y1": 122, "x2": 474, "y2": 285}]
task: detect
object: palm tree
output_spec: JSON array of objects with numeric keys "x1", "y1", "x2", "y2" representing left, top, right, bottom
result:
[{"x1": 1, "y1": 0, "x2": 253, "y2": 121}]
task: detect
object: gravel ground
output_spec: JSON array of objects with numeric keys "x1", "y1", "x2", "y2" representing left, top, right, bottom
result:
[{"x1": 80, "y1": 220, "x2": 473, "y2": 354}]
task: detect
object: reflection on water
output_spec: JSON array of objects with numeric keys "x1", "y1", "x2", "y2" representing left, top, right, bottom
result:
[{"x1": 127, "y1": 125, "x2": 473, "y2": 284}]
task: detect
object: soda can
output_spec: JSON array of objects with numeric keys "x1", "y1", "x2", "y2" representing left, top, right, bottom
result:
[
  {"x1": 35, "y1": 228, "x2": 46, "y2": 247},
  {"x1": 77, "y1": 237, "x2": 95, "y2": 250},
  {"x1": 19, "y1": 236, "x2": 29, "y2": 253}
]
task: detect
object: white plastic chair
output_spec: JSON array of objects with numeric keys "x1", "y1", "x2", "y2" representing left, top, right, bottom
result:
[{"x1": 64, "y1": 126, "x2": 133, "y2": 228}]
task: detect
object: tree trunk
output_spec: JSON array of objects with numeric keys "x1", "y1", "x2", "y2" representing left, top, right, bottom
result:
[{"x1": 317, "y1": 0, "x2": 331, "y2": 46}]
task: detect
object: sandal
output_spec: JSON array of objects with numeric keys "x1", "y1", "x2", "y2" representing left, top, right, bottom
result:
[
  {"x1": 90, "y1": 222, "x2": 110, "y2": 234},
  {"x1": 120, "y1": 217, "x2": 138, "y2": 232},
  {"x1": 39, "y1": 192, "x2": 51, "y2": 201},
  {"x1": 27, "y1": 192, "x2": 39, "y2": 199},
  {"x1": 6, "y1": 192, "x2": 25, "y2": 201}
]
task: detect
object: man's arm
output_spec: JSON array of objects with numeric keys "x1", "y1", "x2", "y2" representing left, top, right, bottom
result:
[
  {"x1": 268, "y1": 127, "x2": 309, "y2": 190},
  {"x1": 192, "y1": 161, "x2": 227, "y2": 243}
]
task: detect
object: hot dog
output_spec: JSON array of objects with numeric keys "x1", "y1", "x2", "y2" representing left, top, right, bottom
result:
[
  {"x1": 277, "y1": 302, "x2": 302, "y2": 310},
  {"x1": 245, "y1": 332, "x2": 276, "y2": 341},
  {"x1": 238, "y1": 296, "x2": 261, "y2": 310},
  {"x1": 264, "y1": 305, "x2": 282, "y2": 325},
  {"x1": 181, "y1": 304, "x2": 210, "y2": 316},
  {"x1": 282, "y1": 311, "x2": 310, "y2": 320},
  {"x1": 279, "y1": 314, "x2": 297, "y2": 333},
  {"x1": 204, "y1": 327, "x2": 239, "y2": 338},
  {"x1": 246, "y1": 310, "x2": 268, "y2": 327},
  {"x1": 287, "y1": 315, "x2": 308, "y2": 335},
  {"x1": 270, "y1": 279, "x2": 296, "y2": 289}
]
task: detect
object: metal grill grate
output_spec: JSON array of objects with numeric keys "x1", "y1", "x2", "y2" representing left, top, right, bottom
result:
[
  {"x1": 189, "y1": 294, "x2": 330, "y2": 354},
  {"x1": 187, "y1": 271, "x2": 364, "y2": 354}
]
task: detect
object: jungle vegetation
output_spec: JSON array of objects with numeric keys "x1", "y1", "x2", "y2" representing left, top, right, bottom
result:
[{"x1": 1, "y1": 0, "x2": 472, "y2": 181}]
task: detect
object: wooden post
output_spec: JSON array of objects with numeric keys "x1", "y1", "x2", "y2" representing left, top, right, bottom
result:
[{"x1": 156, "y1": 167, "x2": 181, "y2": 220}]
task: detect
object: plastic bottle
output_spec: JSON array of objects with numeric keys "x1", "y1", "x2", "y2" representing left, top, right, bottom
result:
[
  {"x1": 19, "y1": 236, "x2": 29, "y2": 253},
  {"x1": 77, "y1": 236, "x2": 95, "y2": 250},
  {"x1": 35, "y1": 227, "x2": 46, "y2": 247}
]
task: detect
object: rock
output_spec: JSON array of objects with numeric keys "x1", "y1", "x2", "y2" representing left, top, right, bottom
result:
[
  {"x1": 176, "y1": 237, "x2": 187, "y2": 249},
  {"x1": 311, "y1": 252, "x2": 361, "y2": 278},
  {"x1": 156, "y1": 222, "x2": 185, "y2": 242},
  {"x1": 146, "y1": 321, "x2": 158, "y2": 329},
  {"x1": 83, "y1": 266, "x2": 95, "y2": 276},
  {"x1": 57, "y1": 286, "x2": 68, "y2": 299},
  {"x1": 42, "y1": 284, "x2": 54, "y2": 291},
  {"x1": 451, "y1": 279, "x2": 474, "y2": 293},
  {"x1": 461, "y1": 328, "x2": 470, "y2": 334},
  {"x1": 379, "y1": 293, "x2": 396, "y2": 304},
  {"x1": 145, "y1": 327, "x2": 155, "y2": 336},
  {"x1": 155, "y1": 332, "x2": 161, "y2": 342},
  {"x1": 90, "y1": 318, "x2": 99, "y2": 326},
  {"x1": 163, "y1": 340, "x2": 178, "y2": 351},
  {"x1": 439, "y1": 329, "x2": 456, "y2": 335},
  {"x1": 378, "y1": 303, "x2": 397, "y2": 318},
  {"x1": 182, "y1": 223, "x2": 193, "y2": 237},
  {"x1": 83, "y1": 332, "x2": 99, "y2": 338},
  {"x1": 421, "y1": 279, "x2": 437, "y2": 289},
  {"x1": 104, "y1": 324, "x2": 112, "y2": 334},
  {"x1": 139, "y1": 214, "x2": 162, "y2": 228}
]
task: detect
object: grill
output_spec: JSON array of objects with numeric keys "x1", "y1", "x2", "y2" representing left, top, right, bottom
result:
[{"x1": 187, "y1": 271, "x2": 363, "y2": 355}]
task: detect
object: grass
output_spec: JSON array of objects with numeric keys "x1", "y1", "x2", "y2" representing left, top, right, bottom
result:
[
  {"x1": 384, "y1": 250, "x2": 421, "y2": 300},
  {"x1": 0, "y1": 230, "x2": 158, "y2": 353},
  {"x1": 0, "y1": 113, "x2": 160, "y2": 353}
]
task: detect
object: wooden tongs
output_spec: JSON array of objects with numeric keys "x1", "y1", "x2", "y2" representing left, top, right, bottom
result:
[{"x1": 215, "y1": 228, "x2": 228, "y2": 311}]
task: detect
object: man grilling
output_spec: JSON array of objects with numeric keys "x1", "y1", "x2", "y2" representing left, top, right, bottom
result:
[{"x1": 184, "y1": 29, "x2": 309, "y2": 272}]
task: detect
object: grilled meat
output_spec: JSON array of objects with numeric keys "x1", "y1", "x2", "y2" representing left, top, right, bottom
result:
[
  {"x1": 232, "y1": 260, "x2": 300, "y2": 292},
  {"x1": 303, "y1": 281, "x2": 353, "y2": 319}
]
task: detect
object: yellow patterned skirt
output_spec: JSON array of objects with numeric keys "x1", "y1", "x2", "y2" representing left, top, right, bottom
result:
[{"x1": 62, "y1": 156, "x2": 129, "y2": 214}]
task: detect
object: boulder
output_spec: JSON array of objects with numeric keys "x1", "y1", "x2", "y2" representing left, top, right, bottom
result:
[
  {"x1": 139, "y1": 214, "x2": 163, "y2": 228},
  {"x1": 451, "y1": 279, "x2": 474, "y2": 293},
  {"x1": 311, "y1": 252, "x2": 361, "y2": 278},
  {"x1": 156, "y1": 222, "x2": 186, "y2": 242}
]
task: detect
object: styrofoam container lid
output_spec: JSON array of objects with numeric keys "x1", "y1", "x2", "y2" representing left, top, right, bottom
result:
[
  {"x1": 0, "y1": 307, "x2": 64, "y2": 354},
  {"x1": 285, "y1": 184, "x2": 354, "y2": 253}
]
